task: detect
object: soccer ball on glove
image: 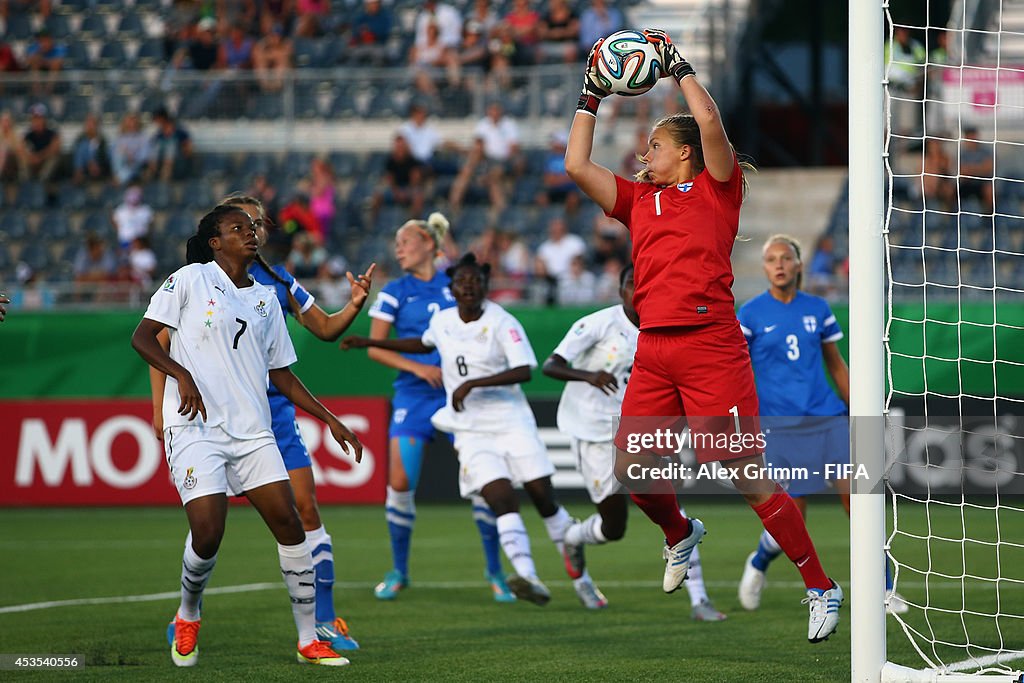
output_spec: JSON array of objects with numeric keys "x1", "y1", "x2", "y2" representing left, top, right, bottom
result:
[{"x1": 594, "y1": 30, "x2": 665, "y2": 97}]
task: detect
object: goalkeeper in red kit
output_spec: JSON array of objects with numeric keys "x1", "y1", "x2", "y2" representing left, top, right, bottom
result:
[{"x1": 564, "y1": 29, "x2": 843, "y2": 643}]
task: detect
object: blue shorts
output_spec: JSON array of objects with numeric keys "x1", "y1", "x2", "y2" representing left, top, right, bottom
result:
[
  {"x1": 763, "y1": 416, "x2": 849, "y2": 497},
  {"x1": 390, "y1": 390, "x2": 447, "y2": 441},
  {"x1": 271, "y1": 405, "x2": 312, "y2": 472}
]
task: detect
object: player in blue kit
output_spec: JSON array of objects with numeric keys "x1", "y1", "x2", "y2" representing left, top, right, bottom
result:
[
  {"x1": 365, "y1": 213, "x2": 512, "y2": 602},
  {"x1": 736, "y1": 235, "x2": 907, "y2": 615},
  {"x1": 154, "y1": 195, "x2": 375, "y2": 652}
]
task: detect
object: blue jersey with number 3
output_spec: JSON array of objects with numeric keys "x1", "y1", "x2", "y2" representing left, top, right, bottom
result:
[
  {"x1": 737, "y1": 291, "x2": 847, "y2": 417},
  {"x1": 368, "y1": 271, "x2": 455, "y2": 393}
]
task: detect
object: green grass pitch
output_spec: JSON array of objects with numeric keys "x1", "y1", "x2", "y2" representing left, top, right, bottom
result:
[{"x1": 1, "y1": 499, "x2": 1020, "y2": 681}]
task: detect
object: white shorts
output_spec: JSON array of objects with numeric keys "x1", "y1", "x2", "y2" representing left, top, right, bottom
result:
[
  {"x1": 164, "y1": 424, "x2": 290, "y2": 505},
  {"x1": 572, "y1": 437, "x2": 623, "y2": 504},
  {"x1": 453, "y1": 429, "x2": 555, "y2": 499}
]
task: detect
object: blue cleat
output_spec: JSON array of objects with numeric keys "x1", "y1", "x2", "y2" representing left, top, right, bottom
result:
[
  {"x1": 316, "y1": 617, "x2": 359, "y2": 651},
  {"x1": 374, "y1": 569, "x2": 408, "y2": 600},
  {"x1": 487, "y1": 571, "x2": 517, "y2": 603}
]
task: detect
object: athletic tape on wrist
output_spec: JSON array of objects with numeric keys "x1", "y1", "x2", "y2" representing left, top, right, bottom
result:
[{"x1": 576, "y1": 92, "x2": 601, "y2": 117}]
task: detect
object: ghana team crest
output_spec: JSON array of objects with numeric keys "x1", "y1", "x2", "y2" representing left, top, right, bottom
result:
[
  {"x1": 182, "y1": 467, "x2": 197, "y2": 490},
  {"x1": 255, "y1": 300, "x2": 269, "y2": 317}
]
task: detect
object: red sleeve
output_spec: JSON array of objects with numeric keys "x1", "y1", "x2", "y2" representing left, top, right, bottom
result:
[
  {"x1": 705, "y1": 155, "x2": 743, "y2": 207},
  {"x1": 607, "y1": 174, "x2": 636, "y2": 231}
]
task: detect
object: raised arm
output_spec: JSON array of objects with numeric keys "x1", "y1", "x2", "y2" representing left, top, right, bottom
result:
[
  {"x1": 341, "y1": 332, "x2": 433, "y2": 355},
  {"x1": 269, "y1": 367, "x2": 363, "y2": 462},
  {"x1": 564, "y1": 39, "x2": 618, "y2": 213},
  {"x1": 295, "y1": 263, "x2": 376, "y2": 341},
  {"x1": 646, "y1": 29, "x2": 734, "y2": 182}
]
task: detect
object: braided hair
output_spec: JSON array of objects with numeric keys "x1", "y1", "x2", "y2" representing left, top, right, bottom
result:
[
  {"x1": 445, "y1": 251, "x2": 490, "y2": 285},
  {"x1": 185, "y1": 204, "x2": 249, "y2": 264}
]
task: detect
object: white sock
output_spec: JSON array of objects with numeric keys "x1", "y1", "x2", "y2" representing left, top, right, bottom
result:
[
  {"x1": 386, "y1": 486, "x2": 416, "y2": 523},
  {"x1": 760, "y1": 529, "x2": 782, "y2": 555},
  {"x1": 572, "y1": 568, "x2": 593, "y2": 588},
  {"x1": 278, "y1": 541, "x2": 316, "y2": 647},
  {"x1": 678, "y1": 506, "x2": 709, "y2": 606},
  {"x1": 541, "y1": 505, "x2": 573, "y2": 555},
  {"x1": 565, "y1": 513, "x2": 608, "y2": 546},
  {"x1": 496, "y1": 512, "x2": 537, "y2": 579},
  {"x1": 179, "y1": 532, "x2": 217, "y2": 621}
]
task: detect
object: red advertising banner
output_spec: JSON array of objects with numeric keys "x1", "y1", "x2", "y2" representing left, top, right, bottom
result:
[{"x1": 0, "y1": 398, "x2": 388, "y2": 506}]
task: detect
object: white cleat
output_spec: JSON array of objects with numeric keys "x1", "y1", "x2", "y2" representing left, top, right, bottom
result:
[
  {"x1": 804, "y1": 580, "x2": 844, "y2": 643},
  {"x1": 506, "y1": 574, "x2": 551, "y2": 606},
  {"x1": 662, "y1": 518, "x2": 706, "y2": 593},
  {"x1": 738, "y1": 551, "x2": 766, "y2": 611},
  {"x1": 886, "y1": 590, "x2": 910, "y2": 615},
  {"x1": 573, "y1": 577, "x2": 609, "y2": 609}
]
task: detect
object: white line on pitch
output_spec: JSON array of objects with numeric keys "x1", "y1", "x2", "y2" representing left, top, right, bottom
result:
[
  {"x1": 945, "y1": 650, "x2": 1024, "y2": 672},
  {"x1": 0, "y1": 578, "x2": 1015, "y2": 614}
]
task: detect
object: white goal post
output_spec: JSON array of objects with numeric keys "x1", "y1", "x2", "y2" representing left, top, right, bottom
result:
[{"x1": 850, "y1": 2, "x2": 1024, "y2": 682}]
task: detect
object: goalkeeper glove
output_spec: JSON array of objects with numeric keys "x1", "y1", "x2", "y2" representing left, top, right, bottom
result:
[
  {"x1": 577, "y1": 38, "x2": 611, "y2": 117},
  {"x1": 643, "y1": 28, "x2": 696, "y2": 83}
]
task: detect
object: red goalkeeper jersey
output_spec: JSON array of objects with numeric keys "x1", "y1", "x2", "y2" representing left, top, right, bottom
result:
[{"x1": 608, "y1": 156, "x2": 743, "y2": 329}]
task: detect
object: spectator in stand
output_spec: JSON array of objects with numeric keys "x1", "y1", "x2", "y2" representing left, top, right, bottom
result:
[
  {"x1": 806, "y1": 235, "x2": 836, "y2": 295},
  {"x1": 921, "y1": 137, "x2": 954, "y2": 209},
  {"x1": 578, "y1": 0, "x2": 623, "y2": 58},
  {"x1": 0, "y1": 39, "x2": 22, "y2": 80},
  {"x1": 410, "y1": 21, "x2": 458, "y2": 98},
  {"x1": 415, "y1": 0, "x2": 462, "y2": 52},
  {"x1": 455, "y1": 20, "x2": 491, "y2": 86},
  {"x1": 0, "y1": 110, "x2": 24, "y2": 183},
  {"x1": 558, "y1": 254, "x2": 597, "y2": 305},
  {"x1": 295, "y1": 0, "x2": 330, "y2": 37},
  {"x1": 279, "y1": 191, "x2": 321, "y2": 240},
  {"x1": 349, "y1": 0, "x2": 392, "y2": 66},
  {"x1": 247, "y1": 172, "x2": 281, "y2": 227},
  {"x1": 538, "y1": 0, "x2": 580, "y2": 63},
  {"x1": 253, "y1": 24, "x2": 293, "y2": 91},
  {"x1": 449, "y1": 100, "x2": 522, "y2": 212},
  {"x1": 957, "y1": 125, "x2": 994, "y2": 213},
  {"x1": 73, "y1": 232, "x2": 118, "y2": 300},
  {"x1": 24, "y1": 28, "x2": 65, "y2": 95},
  {"x1": 218, "y1": 24, "x2": 255, "y2": 71},
  {"x1": 172, "y1": 17, "x2": 220, "y2": 71},
  {"x1": 146, "y1": 107, "x2": 194, "y2": 181},
  {"x1": 309, "y1": 157, "x2": 337, "y2": 245},
  {"x1": 465, "y1": 0, "x2": 500, "y2": 38},
  {"x1": 486, "y1": 21, "x2": 526, "y2": 90},
  {"x1": 497, "y1": 229, "x2": 531, "y2": 288},
  {"x1": 127, "y1": 235, "x2": 158, "y2": 286},
  {"x1": 112, "y1": 185, "x2": 155, "y2": 250},
  {"x1": 370, "y1": 134, "x2": 427, "y2": 223},
  {"x1": 72, "y1": 113, "x2": 110, "y2": 185},
  {"x1": 594, "y1": 255, "x2": 625, "y2": 302},
  {"x1": 111, "y1": 112, "x2": 150, "y2": 186},
  {"x1": 537, "y1": 130, "x2": 580, "y2": 212},
  {"x1": 885, "y1": 26, "x2": 926, "y2": 95},
  {"x1": 20, "y1": 103, "x2": 60, "y2": 183},
  {"x1": 535, "y1": 216, "x2": 586, "y2": 305},
  {"x1": 503, "y1": 0, "x2": 541, "y2": 63},
  {"x1": 259, "y1": 0, "x2": 296, "y2": 37},
  {"x1": 287, "y1": 231, "x2": 328, "y2": 280},
  {"x1": 590, "y1": 214, "x2": 630, "y2": 270}
]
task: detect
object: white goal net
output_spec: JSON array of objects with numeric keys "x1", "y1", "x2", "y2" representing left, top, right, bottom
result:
[{"x1": 861, "y1": 0, "x2": 1024, "y2": 681}]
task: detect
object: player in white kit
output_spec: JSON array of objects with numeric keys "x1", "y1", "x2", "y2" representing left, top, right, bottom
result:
[
  {"x1": 543, "y1": 265, "x2": 726, "y2": 620},
  {"x1": 342, "y1": 253, "x2": 608, "y2": 608},
  {"x1": 131, "y1": 205, "x2": 362, "y2": 668}
]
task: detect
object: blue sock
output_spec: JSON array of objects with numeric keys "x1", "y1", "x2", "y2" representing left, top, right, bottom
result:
[
  {"x1": 386, "y1": 486, "x2": 415, "y2": 578},
  {"x1": 471, "y1": 495, "x2": 502, "y2": 576},
  {"x1": 885, "y1": 554, "x2": 894, "y2": 591},
  {"x1": 751, "y1": 529, "x2": 783, "y2": 572},
  {"x1": 306, "y1": 526, "x2": 335, "y2": 624}
]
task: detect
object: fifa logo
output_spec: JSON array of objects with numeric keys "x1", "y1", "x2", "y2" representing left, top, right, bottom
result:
[{"x1": 803, "y1": 316, "x2": 817, "y2": 333}]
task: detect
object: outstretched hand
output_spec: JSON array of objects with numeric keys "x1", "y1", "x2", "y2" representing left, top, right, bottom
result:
[
  {"x1": 577, "y1": 37, "x2": 610, "y2": 116},
  {"x1": 340, "y1": 335, "x2": 369, "y2": 350},
  {"x1": 643, "y1": 28, "x2": 695, "y2": 82},
  {"x1": 347, "y1": 262, "x2": 376, "y2": 308}
]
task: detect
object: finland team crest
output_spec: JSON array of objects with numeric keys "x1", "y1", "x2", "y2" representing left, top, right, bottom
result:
[
  {"x1": 803, "y1": 315, "x2": 817, "y2": 333},
  {"x1": 677, "y1": 182, "x2": 694, "y2": 193}
]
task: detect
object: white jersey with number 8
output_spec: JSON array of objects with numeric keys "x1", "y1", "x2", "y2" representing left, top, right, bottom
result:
[
  {"x1": 143, "y1": 262, "x2": 297, "y2": 439},
  {"x1": 423, "y1": 300, "x2": 538, "y2": 434}
]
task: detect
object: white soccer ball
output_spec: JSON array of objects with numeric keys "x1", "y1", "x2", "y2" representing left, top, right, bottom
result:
[{"x1": 595, "y1": 30, "x2": 664, "y2": 97}]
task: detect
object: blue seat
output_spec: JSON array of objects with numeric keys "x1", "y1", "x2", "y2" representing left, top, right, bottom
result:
[
  {"x1": 83, "y1": 211, "x2": 112, "y2": 235},
  {"x1": 0, "y1": 212, "x2": 30, "y2": 239},
  {"x1": 166, "y1": 211, "x2": 198, "y2": 239},
  {"x1": 135, "y1": 39, "x2": 165, "y2": 67},
  {"x1": 78, "y1": 14, "x2": 109, "y2": 39},
  {"x1": 116, "y1": 11, "x2": 146, "y2": 37},
  {"x1": 38, "y1": 210, "x2": 71, "y2": 239},
  {"x1": 14, "y1": 182, "x2": 46, "y2": 210},
  {"x1": 6, "y1": 12, "x2": 34, "y2": 39},
  {"x1": 44, "y1": 14, "x2": 73, "y2": 39},
  {"x1": 143, "y1": 182, "x2": 173, "y2": 209},
  {"x1": 18, "y1": 243, "x2": 51, "y2": 272},
  {"x1": 94, "y1": 41, "x2": 129, "y2": 69}
]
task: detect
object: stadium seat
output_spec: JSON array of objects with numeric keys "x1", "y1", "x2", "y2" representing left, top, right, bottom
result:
[
  {"x1": 82, "y1": 211, "x2": 112, "y2": 235},
  {"x1": 116, "y1": 11, "x2": 146, "y2": 37},
  {"x1": 94, "y1": 41, "x2": 129, "y2": 69},
  {"x1": 0, "y1": 212, "x2": 30, "y2": 240},
  {"x1": 135, "y1": 39, "x2": 165, "y2": 67},
  {"x1": 58, "y1": 184, "x2": 89, "y2": 210},
  {"x1": 38, "y1": 210, "x2": 72, "y2": 240},
  {"x1": 5, "y1": 12, "x2": 34, "y2": 39},
  {"x1": 14, "y1": 182, "x2": 46, "y2": 210},
  {"x1": 64, "y1": 40, "x2": 93, "y2": 69},
  {"x1": 293, "y1": 38, "x2": 319, "y2": 68},
  {"x1": 18, "y1": 243, "x2": 52, "y2": 273},
  {"x1": 44, "y1": 13, "x2": 73, "y2": 39},
  {"x1": 78, "y1": 14, "x2": 109, "y2": 39},
  {"x1": 0, "y1": 242, "x2": 12, "y2": 273},
  {"x1": 143, "y1": 182, "x2": 173, "y2": 210},
  {"x1": 166, "y1": 211, "x2": 198, "y2": 239}
]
